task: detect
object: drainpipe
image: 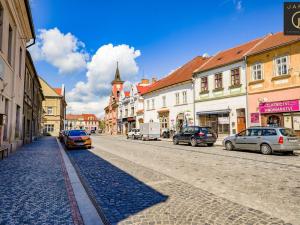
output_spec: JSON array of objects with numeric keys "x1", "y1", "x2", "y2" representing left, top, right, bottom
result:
[
  {"x1": 244, "y1": 55, "x2": 250, "y2": 128},
  {"x1": 192, "y1": 76, "x2": 196, "y2": 126}
]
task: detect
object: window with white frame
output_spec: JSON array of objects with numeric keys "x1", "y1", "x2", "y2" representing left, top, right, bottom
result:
[
  {"x1": 251, "y1": 63, "x2": 263, "y2": 81},
  {"x1": 47, "y1": 107, "x2": 53, "y2": 115},
  {"x1": 162, "y1": 96, "x2": 166, "y2": 107},
  {"x1": 175, "y1": 93, "x2": 180, "y2": 105},
  {"x1": 275, "y1": 56, "x2": 288, "y2": 76},
  {"x1": 151, "y1": 99, "x2": 155, "y2": 109},
  {"x1": 182, "y1": 91, "x2": 187, "y2": 104},
  {"x1": 45, "y1": 124, "x2": 54, "y2": 133},
  {"x1": 147, "y1": 100, "x2": 150, "y2": 110}
]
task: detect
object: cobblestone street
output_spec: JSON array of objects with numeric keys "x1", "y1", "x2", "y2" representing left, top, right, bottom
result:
[
  {"x1": 0, "y1": 137, "x2": 83, "y2": 225},
  {"x1": 68, "y1": 135, "x2": 300, "y2": 225}
]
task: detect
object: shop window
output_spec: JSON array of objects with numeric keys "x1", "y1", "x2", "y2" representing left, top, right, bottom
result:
[
  {"x1": 201, "y1": 77, "x2": 208, "y2": 92},
  {"x1": 267, "y1": 115, "x2": 281, "y2": 127},
  {"x1": 251, "y1": 63, "x2": 263, "y2": 81},
  {"x1": 274, "y1": 56, "x2": 288, "y2": 76},
  {"x1": 214, "y1": 73, "x2": 223, "y2": 89},
  {"x1": 231, "y1": 68, "x2": 240, "y2": 86}
]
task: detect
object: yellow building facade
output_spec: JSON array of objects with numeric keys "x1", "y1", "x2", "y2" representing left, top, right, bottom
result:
[
  {"x1": 39, "y1": 77, "x2": 67, "y2": 136},
  {"x1": 246, "y1": 33, "x2": 300, "y2": 135}
]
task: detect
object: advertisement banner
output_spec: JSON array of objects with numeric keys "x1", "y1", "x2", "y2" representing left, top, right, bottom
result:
[{"x1": 259, "y1": 100, "x2": 300, "y2": 114}]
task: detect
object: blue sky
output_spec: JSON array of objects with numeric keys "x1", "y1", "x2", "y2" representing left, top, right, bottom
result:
[{"x1": 29, "y1": 0, "x2": 285, "y2": 115}]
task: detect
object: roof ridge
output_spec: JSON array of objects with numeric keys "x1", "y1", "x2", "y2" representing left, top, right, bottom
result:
[
  {"x1": 193, "y1": 53, "x2": 219, "y2": 74},
  {"x1": 243, "y1": 33, "x2": 272, "y2": 56}
]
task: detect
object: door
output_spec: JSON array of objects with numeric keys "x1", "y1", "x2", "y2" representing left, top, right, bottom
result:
[
  {"x1": 235, "y1": 129, "x2": 251, "y2": 149},
  {"x1": 246, "y1": 128, "x2": 263, "y2": 150},
  {"x1": 180, "y1": 127, "x2": 189, "y2": 142},
  {"x1": 237, "y1": 116, "x2": 246, "y2": 133}
]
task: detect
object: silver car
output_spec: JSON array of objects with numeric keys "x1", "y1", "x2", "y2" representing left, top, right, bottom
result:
[{"x1": 223, "y1": 127, "x2": 300, "y2": 155}]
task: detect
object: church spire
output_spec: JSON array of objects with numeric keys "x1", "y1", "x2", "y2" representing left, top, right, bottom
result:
[{"x1": 111, "y1": 61, "x2": 123, "y2": 84}]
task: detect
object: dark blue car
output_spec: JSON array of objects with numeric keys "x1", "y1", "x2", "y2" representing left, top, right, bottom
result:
[{"x1": 173, "y1": 126, "x2": 217, "y2": 147}]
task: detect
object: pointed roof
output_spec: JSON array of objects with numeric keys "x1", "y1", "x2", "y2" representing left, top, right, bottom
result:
[{"x1": 111, "y1": 62, "x2": 124, "y2": 84}]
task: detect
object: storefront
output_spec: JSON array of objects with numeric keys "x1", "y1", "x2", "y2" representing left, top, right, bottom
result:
[
  {"x1": 197, "y1": 109, "x2": 230, "y2": 135},
  {"x1": 127, "y1": 117, "x2": 136, "y2": 131},
  {"x1": 250, "y1": 99, "x2": 300, "y2": 135},
  {"x1": 158, "y1": 109, "x2": 169, "y2": 131},
  {"x1": 175, "y1": 111, "x2": 194, "y2": 131}
]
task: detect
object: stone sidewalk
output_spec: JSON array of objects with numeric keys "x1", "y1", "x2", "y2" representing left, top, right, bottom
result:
[{"x1": 0, "y1": 137, "x2": 83, "y2": 225}]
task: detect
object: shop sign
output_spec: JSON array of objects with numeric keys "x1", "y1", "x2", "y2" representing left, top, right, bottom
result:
[
  {"x1": 250, "y1": 113, "x2": 260, "y2": 124},
  {"x1": 259, "y1": 100, "x2": 300, "y2": 114},
  {"x1": 218, "y1": 117, "x2": 229, "y2": 124}
]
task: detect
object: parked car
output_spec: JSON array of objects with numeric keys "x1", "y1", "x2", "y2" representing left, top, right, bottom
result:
[
  {"x1": 161, "y1": 128, "x2": 170, "y2": 138},
  {"x1": 223, "y1": 127, "x2": 300, "y2": 155},
  {"x1": 140, "y1": 123, "x2": 160, "y2": 141},
  {"x1": 127, "y1": 128, "x2": 141, "y2": 139},
  {"x1": 65, "y1": 130, "x2": 92, "y2": 149},
  {"x1": 90, "y1": 130, "x2": 96, "y2": 134},
  {"x1": 173, "y1": 126, "x2": 217, "y2": 147},
  {"x1": 59, "y1": 130, "x2": 68, "y2": 142}
]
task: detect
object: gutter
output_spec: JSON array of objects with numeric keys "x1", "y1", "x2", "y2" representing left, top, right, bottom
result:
[{"x1": 24, "y1": 0, "x2": 36, "y2": 49}]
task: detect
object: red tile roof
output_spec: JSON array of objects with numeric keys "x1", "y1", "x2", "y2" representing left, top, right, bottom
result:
[
  {"x1": 247, "y1": 32, "x2": 300, "y2": 56},
  {"x1": 195, "y1": 37, "x2": 263, "y2": 73},
  {"x1": 66, "y1": 114, "x2": 82, "y2": 120},
  {"x1": 144, "y1": 56, "x2": 209, "y2": 94},
  {"x1": 124, "y1": 91, "x2": 130, "y2": 97},
  {"x1": 82, "y1": 114, "x2": 98, "y2": 121},
  {"x1": 136, "y1": 84, "x2": 150, "y2": 95},
  {"x1": 54, "y1": 88, "x2": 62, "y2": 96}
]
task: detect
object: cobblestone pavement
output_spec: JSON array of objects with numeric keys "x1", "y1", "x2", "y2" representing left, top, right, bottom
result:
[
  {"x1": 68, "y1": 135, "x2": 299, "y2": 225},
  {"x1": 0, "y1": 137, "x2": 83, "y2": 225}
]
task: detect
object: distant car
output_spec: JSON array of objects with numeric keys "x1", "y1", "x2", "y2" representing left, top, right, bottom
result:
[
  {"x1": 223, "y1": 127, "x2": 300, "y2": 155},
  {"x1": 65, "y1": 130, "x2": 92, "y2": 149},
  {"x1": 173, "y1": 126, "x2": 217, "y2": 147},
  {"x1": 161, "y1": 128, "x2": 170, "y2": 138},
  {"x1": 90, "y1": 130, "x2": 96, "y2": 134},
  {"x1": 127, "y1": 128, "x2": 141, "y2": 139}
]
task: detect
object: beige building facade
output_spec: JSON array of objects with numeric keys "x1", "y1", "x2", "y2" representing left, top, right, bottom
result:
[
  {"x1": 39, "y1": 77, "x2": 66, "y2": 136},
  {"x1": 0, "y1": 0, "x2": 35, "y2": 151}
]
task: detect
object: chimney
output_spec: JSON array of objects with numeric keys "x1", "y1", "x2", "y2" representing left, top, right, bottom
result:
[
  {"x1": 140, "y1": 78, "x2": 149, "y2": 85},
  {"x1": 151, "y1": 77, "x2": 157, "y2": 83}
]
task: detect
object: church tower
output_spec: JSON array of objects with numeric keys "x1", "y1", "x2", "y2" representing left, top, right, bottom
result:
[{"x1": 111, "y1": 62, "x2": 124, "y2": 101}]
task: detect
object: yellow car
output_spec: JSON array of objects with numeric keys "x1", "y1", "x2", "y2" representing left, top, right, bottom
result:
[{"x1": 65, "y1": 130, "x2": 92, "y2": 149}]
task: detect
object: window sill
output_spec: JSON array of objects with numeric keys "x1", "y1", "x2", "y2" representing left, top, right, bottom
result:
[
  {"x1": 212, "y1": 88, "x2": 224, "y2": 92},
  {"x1": 271, "y1": 74, "x2": 291, "y2": 81},
  {"x1": 199, "y1": 90, "x2": 209, "y2": 95},
  {"x1": 174, "y1": 103, "x2": 188, "y2": 106},
  {"x1": 229, "y1": 84, "x2": 242, "y2": 89},
  {"x1": 248, "y1": 79, "x2": 264, "y2": 85}
]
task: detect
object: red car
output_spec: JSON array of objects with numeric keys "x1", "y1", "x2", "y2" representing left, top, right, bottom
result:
[{"x1": 65, "y1": 130, "x2": 92, "y2": 149}]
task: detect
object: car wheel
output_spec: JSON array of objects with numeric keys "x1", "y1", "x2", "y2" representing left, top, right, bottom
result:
[
  {"x1": 173, "y1": 137, "x2": 179, "y2": 145},
  {"x1": 207, "y1": 143, "x2": 214, "y2": 147},
  {"x1": 225, "y1": 141, "x2": 234, "y2": 151},
  {"x1": 261, "y1": 143, "x2": 272, "y2": 155},
  {"x1": 191, "y1": 138, "x2": 197, "y2": 147},
  {"x1": 132, "y1": 135, "x2": 135, "y2": 140},
  {"x1": 285, "y1": 151, "x2": 294, "y2": 155},
  {"x1": 126, "y1": 135, "x2": 129, "y2": 139}
]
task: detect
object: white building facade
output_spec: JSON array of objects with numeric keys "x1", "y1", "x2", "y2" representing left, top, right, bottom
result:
[
  {"x1": 194, "y1": 61, "x2": 247, "y2": 136},
  {"x1": 143, "y1": 81, "x2": 194, "y2": 132}
]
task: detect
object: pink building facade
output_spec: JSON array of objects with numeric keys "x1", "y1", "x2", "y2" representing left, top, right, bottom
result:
[{"x1": 248, "y1": 87, "x2": 300, "y2": 136}]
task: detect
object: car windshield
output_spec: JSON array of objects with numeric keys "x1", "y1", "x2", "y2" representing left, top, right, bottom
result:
[
  {"x1": 199, "y1": 127, "x2": 213, "y2": 134},
  {"x1": 68, "y1": 130, "x2": 87, "y2": 136},
  {"x1": 136, "y1": 129, "x2": 140, "y2": 132},
  {"x1": 279, "y1": 128, "x2": 296, "y2": 137}
]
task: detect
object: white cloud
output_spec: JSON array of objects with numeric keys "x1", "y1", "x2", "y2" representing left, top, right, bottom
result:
[
  {"x1": 233, "y1": 0, "x2": 243, "y2": 12},
  {"x1": 30, "y1": 27, "x2": 88, "y2": 74},
  {"x1": 66, "y1": 44, "x2": 141, "y2": 116}
]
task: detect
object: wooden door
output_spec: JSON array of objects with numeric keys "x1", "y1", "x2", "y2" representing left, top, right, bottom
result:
[{"x1": 237, "y1": 116, "x2": 246, "y2": 133}]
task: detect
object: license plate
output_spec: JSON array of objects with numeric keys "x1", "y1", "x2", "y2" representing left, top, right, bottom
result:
[
  {"x1": 77, "y1": 142, "x2": 85, "y2": 146},
  {"x1": 207, "y1": 134, "x2": 212, "y2": 137},
  {"x1": 289, "y1": 139, "x2": 298, "y2": 143}
]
